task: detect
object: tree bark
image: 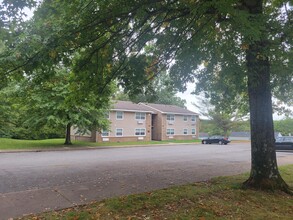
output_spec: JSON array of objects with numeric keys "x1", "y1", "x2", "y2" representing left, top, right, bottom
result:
[
  {"x1": 242, "y1": 0, "x2": 289, "y2": 192},
  {"x1": 243, "y1": 42, "x2": 288, "y2": 191},
  {"x1": 64, "y1": 123, "x2": 72, "y2": 145}
]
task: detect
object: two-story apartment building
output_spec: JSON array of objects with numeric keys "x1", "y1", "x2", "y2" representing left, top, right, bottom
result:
[
  {"x1": 140, "y1": 103, "x2": 199, "y2": 141},
  {"x1": 94, "y1": 101, "x2": 153, "y2": 142},
  {"x1": 71, "y1": 101, "x2": 154, "y2": 142},
  {"x1": 71, "y1": 101, "x2": 199, "y2": 142}
]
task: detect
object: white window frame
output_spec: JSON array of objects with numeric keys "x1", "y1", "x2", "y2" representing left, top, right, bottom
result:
[
  {"x1": 167, "y1": 114, "x2": 175, "y2": 121},
  {"x1": 135, "y1": 112, "x2": 146, "y2": 120},
  {"x1": 191, "y1": 115, "x2": 196, "y2": 122},
  {"x1": 166, "y1": 128, "x2": 175, "y2": 135},
  {"x1": 183, "y1": 129, "x2": 188, "y2": 135},
  {"x1": 115, "y1": 128, "x2": 123, "y2": 136},
  {"x1": 135, "y1": 128, "x2": 146, "y2": 136},
  {"x1": 183, "y1": 115, "x2": 188, "y2": 122},
  {"x1": 191, "y1": 128, "x2": 196, "y2": 135},
  {"x1": 116, "y1": 111, "x2": 124, "y2": 120},
  {"x1": 101, "y1": 130, "x2": 110, "y2": 137}
]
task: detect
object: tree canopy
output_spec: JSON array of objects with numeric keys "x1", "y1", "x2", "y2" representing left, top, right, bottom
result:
[
  {"x1": 19, "y1": 66, "x2": 114, "y2": 144},
  {"x1": 116, "y1": 71, "x2": 187, "y2": 107},
  {"x1": 2, "y1": 1, "x2": 291, "y2": 108},
  {"x1": 194, "y1": 96, "x2": 249, "y2": 136},
  {"x1": 1, "y1": 0, "x2": 293, "y2": 192}
]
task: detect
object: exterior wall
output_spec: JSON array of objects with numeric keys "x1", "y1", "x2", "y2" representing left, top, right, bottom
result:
[
  {"x1": 161, "y1": 114, "x2": 168, "y2": 140},
  {"x1": 70, "y1": 109, "x2": 200, "y2": 143},
  {"x1": 145, "y1": 112, "x2": 152, "y2": 140},
  {"x1": 196, "y1": 116, "x2": 200, "y2": 139},
  {"x1": 70, "y1": 127, "x2": 94, "y2": 142},
  {"x1": 71, "y1": 135, "x2": 93, "y2": 142},
  {"x1": 151, "y1": 113, "x2": 163, "y2": 140},
  {"x1": 97, "y1": 136, "x2": 148, "y2": 142},
  {"x1": 96, "y1": 111, "x2": 152, "y2": 142},
  {"x1": 161, "y1": 114, "x2": 199, "y2": 141}
]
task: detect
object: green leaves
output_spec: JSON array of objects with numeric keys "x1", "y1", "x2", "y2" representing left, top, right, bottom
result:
[
  {"x1": 1, "y1": 0, "x2": 292, "y2": 141},
  {"x1": 117, "y1": 71, "x2": 187, "y2": 107}
]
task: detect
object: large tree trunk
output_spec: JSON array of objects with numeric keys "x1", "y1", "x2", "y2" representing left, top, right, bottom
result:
[
  {"x1": 64, "y1": 123, "x2": 72, "y2": 145},
  {"x1": 244, "y1": 42, "x2": 288, "y2": 191},
  {"x1": 242, "y1": 0, "x2": 289, "y2": 192}
]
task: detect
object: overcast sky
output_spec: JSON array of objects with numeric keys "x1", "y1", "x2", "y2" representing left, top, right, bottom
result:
[{"x1": 177, "y1": 83, "x2": 290, "y2": 121}]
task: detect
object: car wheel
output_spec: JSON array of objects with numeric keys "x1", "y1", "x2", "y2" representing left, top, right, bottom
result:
[
  {"x1": 203, "y1": 140, "x2": 207, "y2": 144},
  {"x1": 219, "y1": 140, "x2": 223, "y2": 145}
]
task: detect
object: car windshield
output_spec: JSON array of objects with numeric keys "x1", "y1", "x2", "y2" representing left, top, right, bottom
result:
[
  {"x1": 283, "y1": 137, "x2": 293, "y2": 142},
  {"x1": 276, "y1": 137, "x2": 283, "y2": 142},
  {"x1": 276, "y1": 136, "x2": 293, "y2": 142},
  {"x1": 210, "y1": 136, "x2": 221, "y2": 139}
]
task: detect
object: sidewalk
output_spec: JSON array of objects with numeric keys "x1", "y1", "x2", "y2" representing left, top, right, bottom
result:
[
  {"x1": 1, "y1": 161, "x2": 253, "y2": 220},
  {"x1": 1, "y1": 179, "x2": 150, "y2": 219}
]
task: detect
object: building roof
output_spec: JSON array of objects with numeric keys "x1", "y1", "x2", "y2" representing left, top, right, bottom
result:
[
  {"x1": 140, "y1": 103, "x2": 198, "y2": 115},
  {"x1": 111, "y1": 101, "x2": 153, "y2": 113}
]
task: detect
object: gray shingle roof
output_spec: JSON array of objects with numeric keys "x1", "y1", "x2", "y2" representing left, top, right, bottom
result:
[
  {"x1": 111, "y1": 101, "x2": 153, "y2": 113},
  {"x1": 140, "y1": 103, "x2": 198, "y2": 115}
]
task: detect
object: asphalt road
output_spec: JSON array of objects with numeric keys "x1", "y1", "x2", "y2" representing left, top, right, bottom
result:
[{"x1": 0, "y1": 143, "x2": 292, "y2": 219}]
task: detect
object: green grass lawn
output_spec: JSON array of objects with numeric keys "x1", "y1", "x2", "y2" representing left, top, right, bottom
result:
[
  {"x1": 0, "y1": 138, "x2": 201, "y2": 150},
  {"x1": 21, "y1": 165, "x2": 293, "y2": 220},
  {"x1": 0, "y1": 138, "x2": 66, "y2": 150}
]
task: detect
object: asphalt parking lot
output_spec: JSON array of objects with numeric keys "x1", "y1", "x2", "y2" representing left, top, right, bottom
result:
[{"x1": 0, "y1": 142, "x2": 292, "y2": 219}]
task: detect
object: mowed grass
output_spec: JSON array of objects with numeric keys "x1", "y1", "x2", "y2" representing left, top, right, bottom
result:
[
  {"x1": 0, "y1": 138, "x2": 201, "y2": 150},
  {"x1": 21, "y1": 165, "x2": 293, "y2": 220},
  {"x1": 0, "y1": 138, "x2": 67, "y2": 150}
]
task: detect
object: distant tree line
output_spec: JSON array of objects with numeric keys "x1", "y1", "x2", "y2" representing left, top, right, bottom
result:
[{"x1": 200, "y1": 118, "x2": 293, "y2": 137}]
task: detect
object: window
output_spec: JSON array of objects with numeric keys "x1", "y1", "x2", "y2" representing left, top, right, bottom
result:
[
  {"x1": 191, "y1": 128, "x2": 196, "y2": 135},
  {"x1": 105, "y1": 112, "x2": 110, "y2": 119},
  {"x1": 166, "y1": 128, "x2": 175, "y2": 135},
  {"x1": 116, "y1": 111, "x2": 123, "y2": 120},
  {"x1": 183, "y1": 115, "x2": 188, "y2": 121},
  {"x1": 276, "y1": 137, "x2": 283, "y2": 142},
  {"x1": 191, "y1": 115, "x2": 196, "y2": 122},
  {"x1": 135, "y1": 128, "x2": 146, "y2": 136},
  {"x1": 167, "y1": 114, "x2": 175, "y2": 121},
  {"x1": 116, "y1": 128, "x2": 123, "y2": 136},
  {"x1": 183, "y1": 129, "x2": 188, "y2": 135},
  {"x1": 284, "y1": 137, "x2": 293, "y2": 142},
  {"x1": 135, "y1": 112, "x2": 146, "y2": 120},
  {"x1": 101, "y1": 130, "x2": 109, "y2": 137}
]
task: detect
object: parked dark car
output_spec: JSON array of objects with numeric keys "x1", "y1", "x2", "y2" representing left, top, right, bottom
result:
[
  {"x1": 275, "y1": 136, "x2": 293, "y2": 150},
  {"x1": 201, "y1": 136, "x2": 230, "y2": 145}
]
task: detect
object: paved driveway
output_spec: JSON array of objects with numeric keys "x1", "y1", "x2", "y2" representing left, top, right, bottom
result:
[{"x1": 0, "y1": 143, "x2": 292, "y2": 219}]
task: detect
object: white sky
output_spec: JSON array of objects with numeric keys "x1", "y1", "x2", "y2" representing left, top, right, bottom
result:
[
  {"x1": 177, "y1": 83, "x2": 289, "y2": 121},
  {"x1": 177, "y1": 83, "x2": 198, "y2": 113}
]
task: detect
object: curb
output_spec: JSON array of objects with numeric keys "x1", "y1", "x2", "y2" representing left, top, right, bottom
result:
[{"x1": 0, "y1": 142, "x2": 202, "y2": 154}]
